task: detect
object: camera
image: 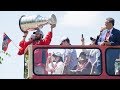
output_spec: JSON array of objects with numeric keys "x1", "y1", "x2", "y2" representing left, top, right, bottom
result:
[{"x1": 90, "y1": 37, "x2": 96, "y2": 41}]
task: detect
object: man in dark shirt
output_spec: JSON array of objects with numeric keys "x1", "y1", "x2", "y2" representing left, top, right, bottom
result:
[{"x1": 70, "y1": 52, "x2": 92, "y2": 75}]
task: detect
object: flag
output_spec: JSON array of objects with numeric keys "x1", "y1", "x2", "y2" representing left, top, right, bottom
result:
[{"x1": 2, "y1": 33, "x2": 11, "y2": 52}]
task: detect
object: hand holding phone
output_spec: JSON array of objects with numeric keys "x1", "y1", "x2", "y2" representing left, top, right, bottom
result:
[{"x1": 82, "y1": 34, "x2": 83, "y2": 38}]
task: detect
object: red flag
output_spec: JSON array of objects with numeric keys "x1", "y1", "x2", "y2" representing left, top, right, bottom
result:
[{"x1": 2, "y1": 33, "x2": 11, "y2": 52}]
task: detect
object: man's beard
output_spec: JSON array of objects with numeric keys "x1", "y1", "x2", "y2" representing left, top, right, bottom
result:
[{"x1": 34, "y1": 37, "x2": 41, "y2": 41}]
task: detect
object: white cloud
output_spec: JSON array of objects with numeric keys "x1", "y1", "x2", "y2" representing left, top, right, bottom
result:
[{"x1": 60, "y1": 11, "x2": 103, "y2": 28}]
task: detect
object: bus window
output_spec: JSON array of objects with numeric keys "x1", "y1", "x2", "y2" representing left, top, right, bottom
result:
[
  {"x1": 106, "y1": 49, "x2": 120, "y2": 75},
  {"x1": 33, "y1": 49, "x2": 48, "y2": 75},
  {"x1": 33, "y1": 48, "x2": 102, "y2": 76}
]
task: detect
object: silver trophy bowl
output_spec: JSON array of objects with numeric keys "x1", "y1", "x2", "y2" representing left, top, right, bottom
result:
[{"x1": 19, "y1": 14, "x2": 57, "y2": 33}]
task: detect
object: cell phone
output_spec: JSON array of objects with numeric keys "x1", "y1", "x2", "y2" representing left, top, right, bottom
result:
[{"x1": 82, "y1": 34, "x2": 83, "y2": 38}]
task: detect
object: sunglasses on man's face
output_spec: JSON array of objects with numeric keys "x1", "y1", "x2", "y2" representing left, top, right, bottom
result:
[{"x1": 78, "y1": 58, "x2": 85, "y2": 62}]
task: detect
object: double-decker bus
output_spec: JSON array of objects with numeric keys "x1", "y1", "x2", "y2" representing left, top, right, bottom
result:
[{"x1": 24, "y1": 45, "x2": 120, "y2": 79}]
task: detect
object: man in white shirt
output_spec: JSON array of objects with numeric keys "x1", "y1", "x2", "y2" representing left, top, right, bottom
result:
[{"x1": 46, "y1": 52, "x2": 64, "y2": 74}]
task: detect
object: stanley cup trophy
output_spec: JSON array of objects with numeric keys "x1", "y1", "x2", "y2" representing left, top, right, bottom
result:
[{"x1": 19, "y1": 14, "x2": 57, "y2": 33}]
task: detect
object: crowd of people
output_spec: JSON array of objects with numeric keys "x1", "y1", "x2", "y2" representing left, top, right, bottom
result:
[
  {"x1": 45, "y1": 37, "x2": 101, "y2": 75},
  {"x1": 18, "y1": 17, "x2": 120, "y2": 75}
]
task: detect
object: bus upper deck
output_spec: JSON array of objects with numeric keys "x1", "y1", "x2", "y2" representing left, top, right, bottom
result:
[{"x1": 24, "y1": 45, "x2": 120, "y2": 79}]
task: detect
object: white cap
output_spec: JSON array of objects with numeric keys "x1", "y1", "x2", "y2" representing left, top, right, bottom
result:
[
  {"x1": 52, "y1": 52, "x2": 62, "y2": 57},
  {"x1": 35, "y1": 29, "x2": 44, "y2": 37},
  {"x1": 29, "y1": 34, "x2": 35, "y2": 40},
  {"x1": 60, "y1": 36, "x2": 68, "y2": 45}
]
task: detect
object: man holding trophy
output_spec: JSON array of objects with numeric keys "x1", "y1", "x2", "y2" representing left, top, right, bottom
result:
[
  {"x1": 18, "y1": 14, "x2": 57, "y2": 74},
  {"x1": 18, "y1": 25, "x2": 56, "y2": 55},
  {"x1": 18, "y1": 14, "x2": 57, "y2": 55}
]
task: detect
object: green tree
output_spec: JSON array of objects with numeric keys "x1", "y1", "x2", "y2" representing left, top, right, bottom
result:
[{"x1": 0, "y1": 50, "x2": 11, "y2": 64}]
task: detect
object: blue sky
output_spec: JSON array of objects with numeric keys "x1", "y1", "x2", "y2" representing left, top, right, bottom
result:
[{"x1": 0, "y1": 11, "x2": 120, "y2": 79}]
